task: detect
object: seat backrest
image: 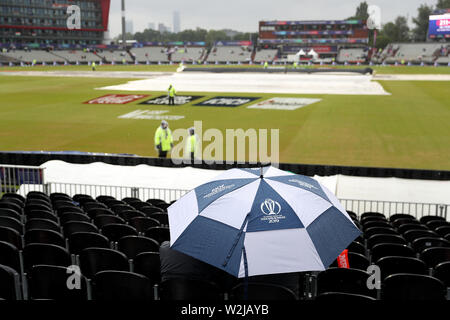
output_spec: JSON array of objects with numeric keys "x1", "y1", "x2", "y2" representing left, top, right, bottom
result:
[
  {"x1": 433, "y1": 261, "x2": 450, "y2": 287},
  {"x1": 426, "y1": 220, "x2": 450, "y2": 231},
  {"x1": 93, "y1": 270, "x2": 153, "y2": 301},
  {"x1": 316, "y1": 268, "x2": 375, "y2": 297},
  {"x1": 0, "y1": 241, "x2": 21, "y2": 272},
  {"x1": 364, "y1": 227, "x2": 398, "y2": 239},
  {"x1": 25, "y1": 229, "x2": 65, "y2": 247},
  {"x1": 383, "y1": 273, "x2": 446, "y2": 300},
  {"x1": 27, "y1": 210, "x2": 58, "y2": 223},
  {"x1": 100, "y1": 223, "x2": 137, "y2": 241},
  {"x1": 160, "y1": 277, "x2": 222, "y2": 300},
  {"x1": 93, "y1": 215, "x2": 125, "y2": 229},
  {"x1": 86, "y1": 208, "x2": 115, "y2": 218},
  {"x1": 371, "y1": 243, "x2": 415, "y2": 263},
  {"x1": 28, "y1": 265, "x2": 88, "y2": 300},
  {"x1": 403, "y1": 229, "x2": 439, "y2": 242},
  {"x1": 144, "y1": 227, "x2": 170, "y2": 244},
  {"x1": 230, "y1": 282, "x2": 297, "y2": 300},
  {"x1": 23, "y1": 243, "x2": 71, "y2": 273},
  {"x1": 56, "y1": 205, "x2": 83, "y2": 216},
  {"x1": 419, "y1": 215, "x2": 446, "y2": 225},
  {"x1": 25, "y1": 218, "x2": 60, "y2": 233},
  {"x1": 376, "y1": 256, "x2": 427, "y2": 279},
  {"x1": 0, "y1": 216, "x2": 23, "y2": 234},
  {"x1": 435, "y1": 226, "x2": 450, "y2": 237},
  {"x1": 421, "y1": 247, "x2": 450, "y2": 268},
  {"x1": 389, "y1": 214, "x2": 416, "y2": 223},
  {"x1": 133, "y1": 252, "x2": 161, "y2": 285},
  {"x1": 367, "y1": 234, "x2": 406, "y2": 249},
  {"x1": 398, "y1": 223, "x2": 429, "y2": 234},
  {"x1": 128, "y1": 217, "x2": 160, "y2": 233},
  {"x1": 118, "y1": 236, "x2": 160, "y2": 259},
  {"x1": 0, "y1": 208, "x2": 21, "y2": 222},
  {"x1": 60, "y1": 212, "x2": 90, "y2": 224},
  {"x1": 79, "y1": 247, "x2": 129, "y2": 279},
  {"x1": 118, "y1": 210, "x2": 144, "y2": 222},
  {"x1": 68, "y1": 232, "x2": 110, "y2": 255},
  {"x1": 0, "y1": 226, "x2": 22, "y2": 249},
  {"x1": 411, "y1": 237, "x2": 450, "y2": 253},
  {"x1": 315, "y1": 292, "x2": 376, "y2": 301},
  {"x1": 0, "y1": 264, "x2": 20, "y2": 300},
  {"x1": 63, "y1": 221, "x2": 99, "y2": 236}
]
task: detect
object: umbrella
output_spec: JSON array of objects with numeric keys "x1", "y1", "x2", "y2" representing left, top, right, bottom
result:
[{"x1": 168, "y1": 166, "x2": 361, "y2": 278}]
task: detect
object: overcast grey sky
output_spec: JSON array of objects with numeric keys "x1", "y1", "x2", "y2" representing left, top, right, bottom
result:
[{"x1": 107, "y1": 0, "x2": 440, "y2": 37}]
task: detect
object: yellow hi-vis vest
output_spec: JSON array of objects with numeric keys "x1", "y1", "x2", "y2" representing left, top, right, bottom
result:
[
  {"x1": 168, "y1": 86, "x2": 176, "y2": 97},
  {"x1": 186, "y1": 134, "x2": 198, "y2": 157},
  {"x1": 154, "y1": 127, "x2": 173, "y2": 151}
]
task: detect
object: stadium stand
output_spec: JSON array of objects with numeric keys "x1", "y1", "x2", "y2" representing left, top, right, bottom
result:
[
  {"x1": 253, "y1": 48, "x2": 278, "y2": 63},
  {"x1": 130, "y1": 47, "x2": 170, "y2": 63},
  {"x1": 337, "y1": 48, "x2": 367, "y2": 63},
  {"x1": 95, "y1": 50, "x2": 133, "y2": 64},
  {"x1": 379, "y1": 43, "x2": 447, "y2": 64},
  {"x1": 206, "y1": 45, "x2": 253, "y2": 63},
  {"x1": 0, "y1": 50, "x2": 65, "y2": 63},
  {"x1": 1, "y1": 191, "x2": 449, "y2": 300},
  {"x1": 171, "y1": 47, "x2": 205, "y2": 63},
  {"x1": 52, "y1": 50, "x2": 102, "y2": 64}
]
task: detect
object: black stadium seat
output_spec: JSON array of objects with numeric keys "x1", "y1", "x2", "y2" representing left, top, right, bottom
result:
[
  {"x1": 316, "y1": 268, "x2": 375, "y2": 298},
  {"x1": 60, "y1": 212, "x2": 90, "y2": 224},
  {"x1": 118, "y1": 210, "x2": 145, "y2": 222},
  {"x1": 144, "y1": 227, "x2": 170, "y2": 244},
  {"x1": 93, "y1": 215, "x2": 126, "y2": 229},
  {"x1": 403, "y1": 229, "x2": 440, "y2": 243},
  {"x1": 371, "y1": 243, "x2": 415, "y2": 263},
  {"x1": 118, "y1": 236, "x2": 160, "y2": 259},
  {"x1": 24, "y1": 229, "x2": 65, "y2": 248},
  {"x1": 93, "y1": 270, "x2": 153, "y2": 301},
  {"x1": 63, "y1": 221, "x2": 99, "y2": 236},
  {"x1": 0, "y1": 241, "x2": 21, "y2": 272},
  {"x1": 433, "y1": 261, "x2": 450, "y2": 288},
  {"x1": 382, "y1": 273, "x2": 446, "y2": 300},
  {"x1": 128, "y1": 217, "x2": 160, "y2": 233},
  {"x1": 25, "y1": 219, "x2": 60, "y2": 233},
  {"x1": 419, "y1": 215, "x2": 446, "y2": 225},
  {"x1": 0, "y1": 208, "x2": 21, "y2": 222},
  {"x1": 86, "y1": 208, "x2": 115, "y2": 219},
  {"x1": 28, "y1": 265, "x2": 88, "y2": 301},
  {"x1": 364, "y1": 227, "x2": 398, "y2": 239},
  {"x1": 0, "y1": 217, "x2": 23, "y2": 234},
  {"x1": 360, "y1": 212, "x2": 386, "y2": 220},
  {"x1": 411, "y1": 237, "x2": 450, "y2": 253},
  {"x1": 147, "y1": 213, "x2": 169, "y2": 226},
  {"x1": 68, "y1": 232, "x2": 110, "y2": 255},
  {"x1": 0, "y1": 264, "x2": 21, "y2": 300},
  {"x1": 0, "y1": 226, "x2": 22, "y2": 249},
  {"x1": 376, "y1": 256, "x2": 427, "y2": 280},
  {"x1": 315, "y1": 292, "x2": 376, "y2": 301},
  {"x1": 23, "y1": 243, "x2": 71, "y2": 273},
  {"x1": 101, "y1": 224, "x2": 137, "y2": 242},
  {"x1": 27, "y1": 210, "x2": 58, "y2": 223},
  {"x1": 420, "y1": 247, "x2": 450, "y2": 268},
  {"x1": 161, "y1": 278, "x2": 223, "y2": 301},
  {"x1": 426, "y1": 220, "x2": 450, "y2": 231},
  {"x1": 133, "y1": 252, "x2": 161, "y2": 285},
  {"x1": 397, "y1": 223, "x2": 428, "y2": 234},
  {"x1": 391, "y1": 218, "x2": 421, "y2": 228},
  {"x1": 346, "y1": 241, "x2": 365, "y2": 255},
  {"x1": 79, "y1": 247, "x2": 129, "y2": 279},
  {"x1": 367, "y1": 234, "x2": 407, "y2": 249},
  {"x1": 389, "y1": 214, "x2": 416, "y2": 222},
  {"x1": 435, "y1": 226, "x2": 450, "y2": 238}
]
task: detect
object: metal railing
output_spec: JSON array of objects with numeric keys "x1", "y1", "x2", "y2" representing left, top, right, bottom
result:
[
  {"x1": 43, "y1": 182, "x2": 189, "y2": 204},
  {"x1": 340, "y1": 198, "x2": 448, "y2": 220},
  {"x1": 0, "y1": 164, "x2": 45, "y2": 196}
]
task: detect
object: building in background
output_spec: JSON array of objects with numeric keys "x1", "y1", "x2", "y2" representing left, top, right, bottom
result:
[
  {"x1": 258, "y1": 19, "x2": 369, "y2": 61},
  {"x1": 158, "y1": 23, "x2": 170, "y2": 33},
  {"x1": 126, "y1": 20, "x2": 134, "y2": 34},
  {"x1": 147, "y1": 22, "x2": 155, "y2": 30},
  {"x1": 0, "y1": 0, "x2": 111, "y2": 45},
  {"x1": 173, "y1": 11, "x2": 180, "y2": 33}
]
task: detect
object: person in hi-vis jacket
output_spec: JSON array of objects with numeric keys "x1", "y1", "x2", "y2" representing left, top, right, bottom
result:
[{"x1": 154, "y1": 120, "x2": 173, "y2": 158}]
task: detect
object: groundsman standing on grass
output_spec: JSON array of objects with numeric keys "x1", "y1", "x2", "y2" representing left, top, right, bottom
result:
[
  {"x1": 168, "y1": 84, "x2": 176, "y2": 105},
  {"x1": 154, "y1": 120, "x2": 173, "y2": 158}
]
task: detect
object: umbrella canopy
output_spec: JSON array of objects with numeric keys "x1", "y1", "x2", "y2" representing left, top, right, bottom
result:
[{"x1": 168, "y1": 166, "x2": 361, "y2": 278}]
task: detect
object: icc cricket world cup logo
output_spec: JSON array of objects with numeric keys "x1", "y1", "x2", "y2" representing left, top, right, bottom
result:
[{"x1": 261, "y1": 199, "x2": 281, "y2": 215}]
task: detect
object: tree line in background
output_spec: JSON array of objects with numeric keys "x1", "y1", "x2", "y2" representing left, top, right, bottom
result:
[
  {"x1": 351, "y1": 0, "x2": 450, "y2": 48},
  {"x1": 115, "y1": 0, "x2": 450, "y2": 48}
]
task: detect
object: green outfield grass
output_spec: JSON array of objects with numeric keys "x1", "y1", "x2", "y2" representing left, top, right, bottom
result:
[
  {"x1": 1, "y1": 63, "x2": 450, "y2": 74},
  {"x1": 0, "y1": 75, "x2": 449, "y2": 170}
]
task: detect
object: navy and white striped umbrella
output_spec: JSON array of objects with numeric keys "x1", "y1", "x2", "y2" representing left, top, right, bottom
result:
[{"x1": 168, "y1": 166, "x2": 361, "y2": 278}]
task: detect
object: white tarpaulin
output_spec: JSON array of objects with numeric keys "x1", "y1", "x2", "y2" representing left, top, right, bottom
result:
[{"x1": 36, "y1": 161, "x2": 449, "y2": 206}]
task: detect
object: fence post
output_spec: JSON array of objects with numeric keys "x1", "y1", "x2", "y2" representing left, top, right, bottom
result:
[{"x1": 131, "y1": 187, "x2": 139, "y2": 199}]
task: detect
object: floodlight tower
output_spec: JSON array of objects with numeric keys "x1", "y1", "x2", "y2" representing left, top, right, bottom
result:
[{"x1": 121, "y1": 0, "x2": 126, "y2": 49}]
